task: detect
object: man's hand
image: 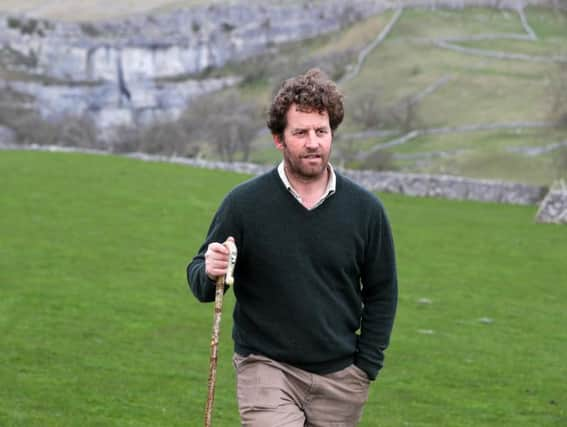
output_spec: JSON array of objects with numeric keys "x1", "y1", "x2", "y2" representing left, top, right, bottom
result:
[{"x1": 205, "y1": 237, "x2": 236, "y2": 281}]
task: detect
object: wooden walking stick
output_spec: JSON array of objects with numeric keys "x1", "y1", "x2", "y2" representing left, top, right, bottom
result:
[{"x1": 204, "y1": 239, "x2": 237, "y2": 427}]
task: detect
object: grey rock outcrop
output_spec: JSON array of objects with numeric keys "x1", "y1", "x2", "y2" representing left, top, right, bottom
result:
[
  {"x1": 1, "y1": 2, "x2": 384, "y2": 83},
  {"x1": 6, "y1": 76, "x2": 240, "y2": 128},
  {"x1": 0, "y1": 1, "x2": 386, "y2": 130},
  {"x1": 535, "y1": 181, "x2": 567, "y2": 224}
]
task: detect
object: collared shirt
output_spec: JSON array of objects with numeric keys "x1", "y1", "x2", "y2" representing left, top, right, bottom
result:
[{"x1": 277, "y1": 161, "x2": 336, "y2": 210}]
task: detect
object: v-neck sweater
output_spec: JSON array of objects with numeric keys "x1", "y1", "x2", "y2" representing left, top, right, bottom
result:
[{"x1": 187, "y1": 168, "x2": 397, "y2": 380}]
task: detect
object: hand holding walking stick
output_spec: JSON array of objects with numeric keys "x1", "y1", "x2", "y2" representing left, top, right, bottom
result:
[{"x1": 204, "y1": 238, "x2": 237, "y2": 427}]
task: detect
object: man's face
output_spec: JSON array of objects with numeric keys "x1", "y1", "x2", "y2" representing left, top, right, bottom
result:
[{"x1": 273, "y1": 104, "x2": 332, "y2": 181}]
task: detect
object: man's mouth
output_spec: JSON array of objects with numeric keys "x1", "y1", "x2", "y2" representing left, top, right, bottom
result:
[{"x1": 302, "y1": 154, "x2": 321, "y2": 159}]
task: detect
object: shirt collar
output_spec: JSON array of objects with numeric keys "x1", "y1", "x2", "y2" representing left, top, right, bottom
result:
[{"x1": 277, "y1": 161, "x2": 336, "y2": 209}]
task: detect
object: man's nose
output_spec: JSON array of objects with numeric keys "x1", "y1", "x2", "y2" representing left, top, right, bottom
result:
[{"x1": 305, "y1": 130, "x2": 318, "y2": 147}]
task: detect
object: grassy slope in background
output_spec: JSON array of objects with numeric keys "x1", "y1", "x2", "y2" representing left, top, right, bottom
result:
[
  {"x1": 1, "y1": 151, "x2": 565, "y2": 426},
  {"x1": 243, "y1": 7, "x2": 567, "y2": 184}
]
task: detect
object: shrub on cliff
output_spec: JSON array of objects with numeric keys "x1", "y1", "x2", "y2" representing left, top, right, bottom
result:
[
  {"x1": 110, "y1": 121, "x2": 200, "y2": 158},
  {"x1": 7, "y1": 111, "x2": 60, "y2": 146}
]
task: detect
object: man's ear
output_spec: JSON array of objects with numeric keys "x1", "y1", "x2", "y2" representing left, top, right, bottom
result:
[{"x1": 273, "y1": 134, "x2": 284, "y2": 151}]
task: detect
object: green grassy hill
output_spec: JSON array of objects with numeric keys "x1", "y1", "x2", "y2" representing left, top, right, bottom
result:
[
  {"x1": 243, "y1": 7, "x2": 567, "y2": 185},
  {"x1": 1, "y1": 151, "x2": 565, "y2": 426}
]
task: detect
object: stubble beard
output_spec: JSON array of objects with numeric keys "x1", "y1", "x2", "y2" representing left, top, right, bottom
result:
[{"x1": 283, "y1": 145, "x2": 330, "y2": 181}]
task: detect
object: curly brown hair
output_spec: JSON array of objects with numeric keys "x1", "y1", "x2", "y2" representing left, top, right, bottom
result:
[{"x1": 267, "y1": 68, "x2": 344, "y2": 138}]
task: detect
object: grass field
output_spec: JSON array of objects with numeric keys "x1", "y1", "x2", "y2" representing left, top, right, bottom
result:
[{"x1": 1, "y1": 150, "x2": 566, "y2": 426}]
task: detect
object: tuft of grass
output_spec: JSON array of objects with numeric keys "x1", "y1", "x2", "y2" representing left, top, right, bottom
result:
[{"x1": 1, "y1": 151, "x2": 566, "y2": 426}]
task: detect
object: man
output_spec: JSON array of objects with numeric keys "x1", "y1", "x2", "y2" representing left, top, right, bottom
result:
[{"x1": 187, "y1": 68, "x2": 397, "y2": 426}]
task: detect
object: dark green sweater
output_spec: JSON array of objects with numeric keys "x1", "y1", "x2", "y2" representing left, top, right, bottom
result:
[{"x1": 187, "y1": 168, "x2": 397, "y2": 380}]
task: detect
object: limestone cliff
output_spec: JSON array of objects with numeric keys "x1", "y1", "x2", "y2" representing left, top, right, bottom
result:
[{"x1": 0, "y1": 1, "x2": 384, "y2": 129}]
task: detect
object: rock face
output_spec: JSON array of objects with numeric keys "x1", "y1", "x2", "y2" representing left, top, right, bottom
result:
[
  {"x1": 0, "y1": 1, "x2": 385, "y2": 130},
  {"x1": 6, "y1": 76, "x2": 240, "y2": 130},
  {"x1": 536, "y1": 182, "x2": 567, "y2": 224},
  {"x1": 1, "y1": 2, "x2": 382, "y2": 82}
]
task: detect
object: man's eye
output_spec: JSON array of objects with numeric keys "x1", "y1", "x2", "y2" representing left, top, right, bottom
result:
[{"x1": 316, "y1": 129, "x2": 328, "y2": 135}]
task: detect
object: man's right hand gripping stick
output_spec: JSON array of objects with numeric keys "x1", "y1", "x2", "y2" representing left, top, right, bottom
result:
[{"x1": 204, "y1": 238, "x2": 237, "y2": 427}]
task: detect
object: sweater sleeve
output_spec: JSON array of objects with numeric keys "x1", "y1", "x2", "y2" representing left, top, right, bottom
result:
[
  {"x1": 355, "y1": 202, "x2": 398, "y2": 381},
  {"x1": 186, "y1": 193, "x2": 239, "y2": 302}
]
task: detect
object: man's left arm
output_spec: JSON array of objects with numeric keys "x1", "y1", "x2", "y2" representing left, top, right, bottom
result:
[{"x1": 355, "y1": 204, "x2": 398, "y2": 381}]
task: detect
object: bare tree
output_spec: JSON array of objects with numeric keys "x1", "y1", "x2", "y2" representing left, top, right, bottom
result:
[
  {"x1": 360, "y1": 149, "x2": 396, "y2": 171},
  {"x1": 388, "y1": 95, "x2": 422, "y2": 133},
  {"x1": 140, "y1": 121, "x2": 197, "y2": 157},
  {"x1": 110, "y1": 124, "x2": 141, "y2": 153},
  {"x1": 182, "y1": 90, "x2": 261, "y2": 162},
  {"x1": 348, "y1": 90, "x2": 422, "y2": 132},
  {"x1": 9, "y1": 111, "x2": 60, "y2": 146},
  {"x1": 347, "y1": 90, "x2": 389, "y2": 130},
  {"x1": 59, "y1": 114, "x2": 99, "y2": 148},
  {"x1": 110, "y1": 120, "x2": 200, "y2": 157}
]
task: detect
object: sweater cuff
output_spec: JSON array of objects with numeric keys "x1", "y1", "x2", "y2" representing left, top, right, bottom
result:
[{"x1": 354, "y1": 355, "x2": 382, "y2": 381}]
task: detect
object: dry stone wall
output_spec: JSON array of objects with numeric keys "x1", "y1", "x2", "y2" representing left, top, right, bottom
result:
[
  {"x1": 2, "y1": 144, "x2": 545, "y2": 206},
  {"x1": 535, "y1": 182, "x2": 567, "y2": 224},
  {"x1": 341, "y1": 170, "x2": 546, "y2": 205},
  {"x1": 87, "y1": 152, "x2": 552, "y2": 205}
]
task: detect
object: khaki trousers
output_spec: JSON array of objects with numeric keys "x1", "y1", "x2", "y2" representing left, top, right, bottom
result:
[{"x1": 233, "y1": 353, "x2": 370, "y2": 427}]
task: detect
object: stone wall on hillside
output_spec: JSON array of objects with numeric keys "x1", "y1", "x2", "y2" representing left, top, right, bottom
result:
[
  {"x1": 57, "y1": 149, "x2": 535, "y2": 205},
  {"x1": 341, "y1": 170, "x2": 547, "y2": 205},
  {"x1": 87, "y1": 152, "x2": 552, "y2": 205},
  {"x1": 0, "y1": 144, "x2": 551, "y2": 205},
  {"x1": 535, "y1": 181, "x2": 567, "y2": 223}
]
